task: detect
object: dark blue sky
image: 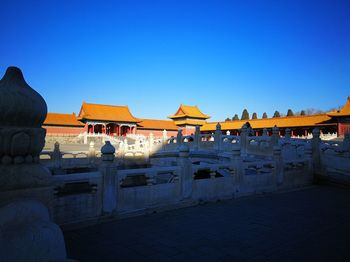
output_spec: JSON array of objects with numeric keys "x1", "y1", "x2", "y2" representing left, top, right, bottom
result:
[{"x1": 1, "y1": 0, "x2": 349, "y2": 121}]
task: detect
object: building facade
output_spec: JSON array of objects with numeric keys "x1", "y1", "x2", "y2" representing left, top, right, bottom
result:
[{"x1": 43, "y1": 97, "x2": 350, "y2": 138}]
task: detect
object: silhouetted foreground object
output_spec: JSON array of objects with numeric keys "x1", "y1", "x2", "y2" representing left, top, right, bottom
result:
[{"x1": 0, "y1": 67, "x2": 72, "y2": 261}]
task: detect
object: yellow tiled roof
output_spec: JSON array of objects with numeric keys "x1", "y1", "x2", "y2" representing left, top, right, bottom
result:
[
  {"x1": 78, "y1": 102, "x2": 140, "y2": 123},
  {"x1": 44, "y1": 113, "x2": 84, "y2": 127},
  {"x1": 201, "y1": 114, "x2": 334, "y2": 131},
  {"x1": 328, "y1": 96, "x2": 350, "y2": 117},
  {"x1": 168, "y1": 104, "x2": 210, "y2": 119},
  {"x1": 138, "y1": 119, "x2": 178, "y2": 130}
]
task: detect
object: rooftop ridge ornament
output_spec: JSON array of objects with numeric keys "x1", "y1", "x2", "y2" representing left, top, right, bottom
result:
[{"x1": 0, "y1": 66, "x2": 47, "y2": 127}]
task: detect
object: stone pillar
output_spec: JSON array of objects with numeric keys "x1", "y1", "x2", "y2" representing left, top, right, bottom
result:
[
  {"x1": 194, "y1": 125, "x2": 200, "y2": 151},
  {"x1": 176, "y1": 128, "x2": 183, "y2": 148},
  {"x1": 262, "y1": 128, "x2": 268, "y2": 137},
  {"x1": 177, "y1": 145, "x2": 192, "y2": 199},
  {"x1": 312, "y1": 128, "x2": 322, "y2": 182},
  {"x1": 304, "y1": 145, "x2": 313, "y2": 180},
  {"x1": 214, "y1": 123, "x2": 222, "y2": 151},
  {"x1": 271, "y1": 125, "x2": 280, "y2": 146},
  {"x1": 162, "y1": 129, "x2": 167, "y2": 145},
  {"x1": 100, "y1": 141, "x2": 117, "y2": 214},
  {"x1": 285, "y1": 128, "x2": 291, "y2": 140},
  {"x1": 88, "y1": 141, "x2": 96, "y2": 166},
  {"x1": 0, "y1": 67, "x2": 51, "y2": 206},
  {"x1": 0, "y1": 67, "x2": 71, "y2": 261},
  {"x1": 52, "y1": 141, "x2": 62, "y2": 169},
  {"x1": 240, "y1": 124, "x2": 248, "y2": 157},
  {"x1": 273, "y1": 146, "x2": 283, "y2": 186},
  {"x1": 230, "y1": 147, "x2": 242, "y2": 195}
]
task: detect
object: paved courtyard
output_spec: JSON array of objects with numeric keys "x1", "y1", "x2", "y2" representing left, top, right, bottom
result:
[{"x1": 64, "y1": 185, "x2": 350, "y2": 261}]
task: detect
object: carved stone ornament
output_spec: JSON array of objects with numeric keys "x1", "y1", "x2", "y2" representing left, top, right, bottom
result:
[{"x1": 0, "y1": 67, "x2": 50, "y2": 190}]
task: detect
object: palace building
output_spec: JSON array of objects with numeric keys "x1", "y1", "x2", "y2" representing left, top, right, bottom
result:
[{"x1": 43, "y1": 97, "x2": 350, "y2": 138}]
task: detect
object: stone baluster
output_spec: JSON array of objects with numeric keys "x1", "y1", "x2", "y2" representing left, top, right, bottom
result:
[
  {"x1": 0, "y1": 67, "x2": 71, "y2": 261},
  {"x1": 273, "y1": 146, "x2": 283, "y2": 186},
  {"x1": 230, "y1": 147, "x2": 242, "y2": 195},
  {"x1": 123, "y1": 138, "x2": 128, "y2": 152},
  {"x1": 271, "y1": 125, "x2": 280, "y2": 146},
  {"x1": 194, "y1": 125, "x2": 200, "y2": 151},
  {"x1": 214, "y1": 123, "x2": 222, "y2": 151},
  {"x1": 176, "y1": 128, "x2": 183, "y2": 148},
  {"x1": 177, "y1": 145, "x2": 192, "y2": 199},
  {"x1": 262, "y1": 128, "x2": 268, "y2": 137},
  {"x1": 285, "y1": 128, "x2": 291, "y2": 140},
  {"x1": 304, "y1": 145, "x2": 313, "y2": 180},
  {"x1": 100, "y1": 141, "x2": 117, "y2": 214},
  {"x1": 312, "y1": 128, "x2": 322, "y2": 182},
  {"x1": 52, "y1": 141, "x2": 62, "y2": 169},
  {"x1": 162, "y1": 129, "x2": 167, "y2": 145},
  {"x1": 88, "y1": 141, "x2": 96, "y2": 166},
  {"x1": 240, "y1": 124, "x2": 248, "y2": 157}
]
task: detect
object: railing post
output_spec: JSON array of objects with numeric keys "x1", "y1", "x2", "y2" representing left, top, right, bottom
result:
[
  {"x1": 273, "y1": 146, "x2": 283, "y2": 186},
  {"x1": 100, "y1": 141, "x2": 117, "y2": 214},
  {"x1": 285, "y1": 128, "x2": 291, "y2": 140},
  {"x1": 214, "y1": 123, "x2": 222, "y2": 151},
  {"x1": 176, "y1": 128, "x2": 183, "y2": 148},
  {"x1": 230, "y1": 147, "x2": 242, "y2": 195},
  {"x1": 271, "y1": 125, "x2": 280, "y2": 146},
  {"x1": 88, "y1": 141, "x2": 96, "y2": 166},
  {"x1": 240, "y1": 124, "x2": 248, "y2": 157},
  {"x1": 194, "y1": 125, "x2": 200, "y2": 151},
  {"x1": 177, "y1": 145, "x2": 192, "y2": 199},
  {"x1": 312, "y1": 128, "x2": 322, "y2": 183},
  {"x1": 52, "y1": 141, "x2": 62, "y2": 169},
  {"x1": 162, "y1": 129, "x2": 168, "y2": 146},
  {"x1": 304, "y1": 145, "x2": 313, "y2": 180}
]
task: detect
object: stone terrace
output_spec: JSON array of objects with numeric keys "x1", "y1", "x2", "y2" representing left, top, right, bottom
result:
[{"x1": 65, "y1": 185, "x2": 350, "y2": 261}]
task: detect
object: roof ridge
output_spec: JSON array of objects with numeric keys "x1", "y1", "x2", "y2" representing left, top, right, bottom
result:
[{"x1": 83, "y1": 102, "x2": 129, "y2": 108}]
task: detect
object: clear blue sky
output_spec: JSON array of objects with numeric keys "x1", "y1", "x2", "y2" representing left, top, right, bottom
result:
[{"x1": 1, "y1": 0, "x2": 349, "y2": 121}]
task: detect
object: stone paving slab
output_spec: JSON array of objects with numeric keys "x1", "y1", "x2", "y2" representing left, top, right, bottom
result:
[{"x1": 64, "y1": 185, "x2": 350, "y2": 261}]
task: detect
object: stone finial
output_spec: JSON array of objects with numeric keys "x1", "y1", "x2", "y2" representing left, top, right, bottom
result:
[
  {"x1": 101, "y1": 141, "x2": 115, "y2": 161},
  {"x1": 285, "y1": 128, "x2": 291, "y2": 139},
  {"x1": 0, "y1": 67, "x2": 47, "y2": 127},
  {"x1": 262, "y1": 128, "x2": 268, "y2": 136},
  {"x1": 312, "y1": 128, "x2": 320, "y2": 139},
  {"x1": 272, "y1": 125, "x2": 279, "y2": 135},
  {"x1": 0, "y1": 67, "x2": 50, "y2": 190},
  {"x1": 0, "y1": 67, "x2": 47, "y2": 165}
]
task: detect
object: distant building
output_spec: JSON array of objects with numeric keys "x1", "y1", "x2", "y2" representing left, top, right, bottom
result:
[
  {"x1": 168, "y1": 104, "x2": 210, "y2": 135},
  {"x1": 43, "y1": 97, "x2": 350, "y2": 137},
  {"x1": 201, "y1": 97, "x2": 350, "y2": 137}
]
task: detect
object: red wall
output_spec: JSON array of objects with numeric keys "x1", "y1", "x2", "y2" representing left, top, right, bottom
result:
[
  {"x1": 44, "y1": 126, "x2": 84, "y2": 135},
  {"x1": 338, "y1": 123, "x2": 350, "y2": 136}
]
